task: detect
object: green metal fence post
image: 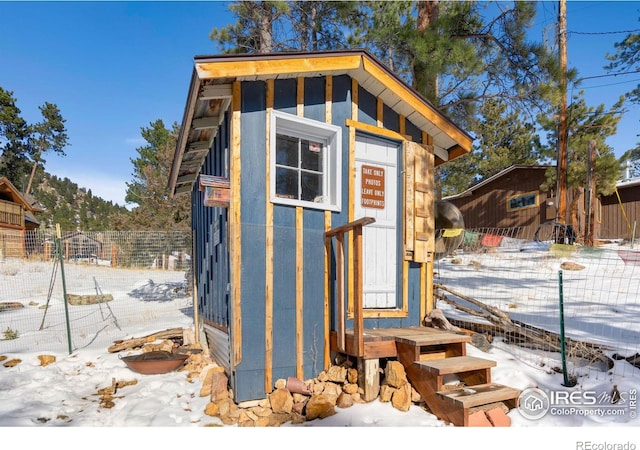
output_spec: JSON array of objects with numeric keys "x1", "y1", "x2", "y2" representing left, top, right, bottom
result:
[
  {"x1": 56, "y1": 224, "x2": 73, "y2": 354},
  {"x1": 558, "y1": 269, "x2": 575, "y2": 387}
]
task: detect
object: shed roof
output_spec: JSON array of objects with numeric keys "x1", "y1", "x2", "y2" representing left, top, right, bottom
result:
[
  {"x1": 443, "y1": 165, "x2": 553, "y2": 201},
  {"x1": 169, "y1": 49, "x2": 473, "y2": 195}
]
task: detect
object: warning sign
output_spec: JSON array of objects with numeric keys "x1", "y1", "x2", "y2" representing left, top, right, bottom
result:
[{"x1": 361, "y1": 165, "x2": 385, "y2": 209}]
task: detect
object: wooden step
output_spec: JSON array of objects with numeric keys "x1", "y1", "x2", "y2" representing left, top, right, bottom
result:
[
  {"x1": 415, "y1": 356, "x2": 496, "y2": 375},
  {"x1": 438, "y1": 383, "x2": 521, "y2": 409},
  {"x1": 395, "y1": 330, "x2": 471, "y2": 347}
]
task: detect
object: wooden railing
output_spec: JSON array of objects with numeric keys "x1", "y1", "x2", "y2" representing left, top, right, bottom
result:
[
  {"x1": 0, "y1": 200, "x2": 23, "y2": 227},
  {"x1": 324, "y1": 216, "x2": 375, "y2": 357}
]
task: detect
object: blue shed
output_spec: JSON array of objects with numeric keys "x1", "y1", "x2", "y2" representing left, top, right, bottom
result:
[{"x1": 168, "y1": 50, "x2": 519, "y2": 426}]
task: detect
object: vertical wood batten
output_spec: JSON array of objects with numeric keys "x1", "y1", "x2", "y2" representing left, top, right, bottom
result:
[
  {"x1": 399, "y1": 116, "x2": 409, "y2": 319},
  {"x1": 324, "y1": 75, "x2": 333, "y2": 369},
  {"x1": 296, "y1": 76, "x2": 304, "y2": 378},
  {"x1": 265, "y1": 79, "x2": 274, "y2": 392},
  {"x1": 423, "y1": 131, "x2": 435, "y2": 317},
  {"x1": 347, "y1": 78, "x2": 358, "y2": 317},
  {"x1": 231, "y1": 81, "x2": 242, "y2": 366}
]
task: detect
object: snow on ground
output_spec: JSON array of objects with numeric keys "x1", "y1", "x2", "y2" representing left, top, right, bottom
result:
[{"x1": 1, "y1": 249, "x2": 639, "y2": 449}]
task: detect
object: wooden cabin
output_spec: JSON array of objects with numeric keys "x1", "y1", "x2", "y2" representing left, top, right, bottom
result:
[
  {"x1": 600, "y1": 176, "x2": 640, "y2": 240},
  {"x1": 0, "y1": 176, "x2": 40, "y2": 257},
  {"x1": 169, "y1": 50, "x2": 522, "y2": 425},
  {"x1": 445, "y1": 164, "x2": 640, "y2": 243},
  {"x1": 444, "y1": 166, "x2": 557, "y2": 240}
]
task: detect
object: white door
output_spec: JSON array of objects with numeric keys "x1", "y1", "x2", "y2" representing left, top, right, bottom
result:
[{"x1": 354, "y1": 135, "x2": 398, "y2": 309}]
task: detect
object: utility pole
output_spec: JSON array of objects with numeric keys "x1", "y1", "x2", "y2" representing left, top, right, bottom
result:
[
  {"x1": 557, "y1": 0, "x2": 569, "y2": 224},
  {"x1": 585, "y1": 140, "x2": 597, "y2": 247}
]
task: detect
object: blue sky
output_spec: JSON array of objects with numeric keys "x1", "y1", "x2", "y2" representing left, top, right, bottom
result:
[{"x1": 1, "y1": 1, "x2": 640, "y2": 206}]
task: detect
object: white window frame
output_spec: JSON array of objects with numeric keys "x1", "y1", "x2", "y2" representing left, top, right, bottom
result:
[{"x1": 270, "y1": 110, "x2": 342, "y2": 212}]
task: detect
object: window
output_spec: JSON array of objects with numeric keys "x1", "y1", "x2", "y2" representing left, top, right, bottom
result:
[
  {"x1": 507, "y1": 191, "x2": 538, "y2": 212},
  {"x1": 270, "y1": 110, "x2": 342, "y2": 211}
]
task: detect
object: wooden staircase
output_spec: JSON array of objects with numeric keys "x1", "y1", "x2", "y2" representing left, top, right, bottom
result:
[{"x1": 395, "y1": 329, "x2": 521, "y2": 426}]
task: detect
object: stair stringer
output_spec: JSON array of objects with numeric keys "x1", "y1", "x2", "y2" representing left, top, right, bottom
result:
[{"x1": 397, "y1": 341, "x2": 468, "y2": 425}]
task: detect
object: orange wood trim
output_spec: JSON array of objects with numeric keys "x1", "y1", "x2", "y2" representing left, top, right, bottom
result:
[
  {"x1": 296, "y1": 76, "x2": 304, "y2": 379},
  {"x1": 347, "y1": 78, "x2": 358, "y2": 317},
  {"x1": 230, "y1": 80, "x2": 242, "y2": 366},
  {"x1": 335, "y1": 233, "x2": 345, "y2": 353},
  {"x1": 448, "y1": 144, "x2": 468, "y2": 161},
  {"x1": 297, "y1": 76, "x2": 304, "y2": 117},
  {"x1": 296, "y1": 206, "x2": 304, "y2": 379},
  {"x1": 345, "y1": 119, "x2": 410, "y2": 142},
  {"x1": 264, "y1": 78, "x2": 274, "y2": 392},
  {"x1": 424, "y1": 132, "x2": 435, "y2": 317},
  {"x1": 361, "y1": 58, "x2": 473, "y2": 152},
  {"x1": 353, "y1": 225, "x2": 365, "y2": 357},
  {"x1": 324, "y1": 75, "x2": 333, "y2": 369},
  {"x1": 376, "y1": 97, "x2": 383, "y2": 128},
  {"x1": 325, "y1": 75, "x2": 333, "y2": 124},
  {"x1": 196, "y1": 55, "x2": 363, "y2": 80}
]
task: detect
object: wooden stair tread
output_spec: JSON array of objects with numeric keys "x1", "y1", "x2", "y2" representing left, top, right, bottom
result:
[
  {"x1": 414, "y1": 356, "x2": 496, "y2": 375},
  {"x1": 438, "y1": 383, "x2": 521, "y2": 408},
  {"x1": 395, "y1": 331, "x2": 471, "y2": 347}
]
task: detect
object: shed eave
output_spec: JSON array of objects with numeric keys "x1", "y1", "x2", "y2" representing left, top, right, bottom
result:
[{"x1": 170, "y1": 50, "x2": 473, "y2": 196}]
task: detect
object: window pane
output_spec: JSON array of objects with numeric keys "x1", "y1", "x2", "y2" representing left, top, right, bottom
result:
[
  {"x1": 301, "y1": 172, "x2": 322, "y2": 202},
  {"x1": 301, "y1": 140, "x2": 323, "y2": 172},
  {"x1": 276, "y1": 135, "x2": 298, "y2": 168},
  {"x1": 275, "y1": 167, "x2": 298, "y2": 199}
]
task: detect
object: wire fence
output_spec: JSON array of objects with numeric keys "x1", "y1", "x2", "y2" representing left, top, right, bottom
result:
[
  {"x1": 0, "y1": 230, "x2": 193, "y2": 354},
  {"x1": 3, "y1": 227, "x2": 640, "y2": 384},
  {"x1": 435, "y1": 227, "x2": 640, "y2": 383}
]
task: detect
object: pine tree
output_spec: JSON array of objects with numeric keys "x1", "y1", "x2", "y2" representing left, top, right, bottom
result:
[
  {"x1": 606, "y1": 26, "x2": 640, "y2": 175},
  {"x1": 538, "y1": 92, "x2": 624, "y2": 235},
  {"x1": 0, "y1": 87, "x2": 30, "y2": 188},
  {"x1": 115, "y1": 119, "x2": 191, "y2": 231}
]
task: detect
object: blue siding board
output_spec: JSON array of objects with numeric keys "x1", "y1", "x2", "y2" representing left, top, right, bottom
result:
[
  {"x1": 406, "y1": 120, "x2": 422, "y2": 143},
  {"x1": 272, "y1": 220, "x2": 297, "y2": 368},
  {"x1": 302, "y1": 212, "x2": 326, "y2": 377},
  {"x1": 383, "y1": 104, "x2": 399, "y2": 133},
  {"x1": 407, "y1": 262, "x2": 422, "y2": 326},
  {"x1": 331, "y1": 75, "x2": 352, "y2": 227},
  {"x1": 233, "y1": 370, "x2": 268, "y2": 402},
  {"x1": 238, "y1": 82, "x2": 267, "y2": 377},
  {"x1": 304, "y1": 77, "x2": 326, "y2": 122},
  {"x1": 357, "y1": 86, "x2": 377, "y2": 126},
  {"x1": 328, "y1": 75, "x2": 353, "y2": 333},
  {"x1": 274, "y1": 78, "x2": 297, "y2": 114}
]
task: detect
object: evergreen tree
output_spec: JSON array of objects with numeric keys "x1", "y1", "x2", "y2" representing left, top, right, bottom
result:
[
  {"x1": 115, "y1": 119, "x2": 190, "y2": 230},
  {"x1": 0, "y1": 87, "x2": 30, "y2": 188},
  {"x1": 0, "y1": 87, "x2": 69, "y2": 193},
  {"x1": 209, "y1": 1, "x2": 290, "y2": 53},
  {"x1": 537, "y1": 92, "x2": 624, "y2": 233},
  {"x1": 24, "y1": 102, "x2": 69, "y2": 194},
  {"x1": 210, "y1": 1, "x2": 562, "y2": 198},
  {"x1": 210, "y1": 1, "x2": 355, "y2": 53},
  {"x1": 439, "y1": 98, "x2": 543, "y2": 196},
  {"x1": 606, "y1": 25, "x2": 640, "y2": 175}
]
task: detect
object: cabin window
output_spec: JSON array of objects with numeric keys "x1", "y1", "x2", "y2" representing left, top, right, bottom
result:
[
  {"x1": 506, "y1": 191, "x2": 538, "y2": 212},
  {"x1": 270, "y1": 110, "x2": 342, "y2": 211}
]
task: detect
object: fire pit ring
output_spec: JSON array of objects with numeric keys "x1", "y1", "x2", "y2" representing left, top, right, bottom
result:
[{"x1": 119, "y1": 351, "x2": 188, "y2": 375}]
